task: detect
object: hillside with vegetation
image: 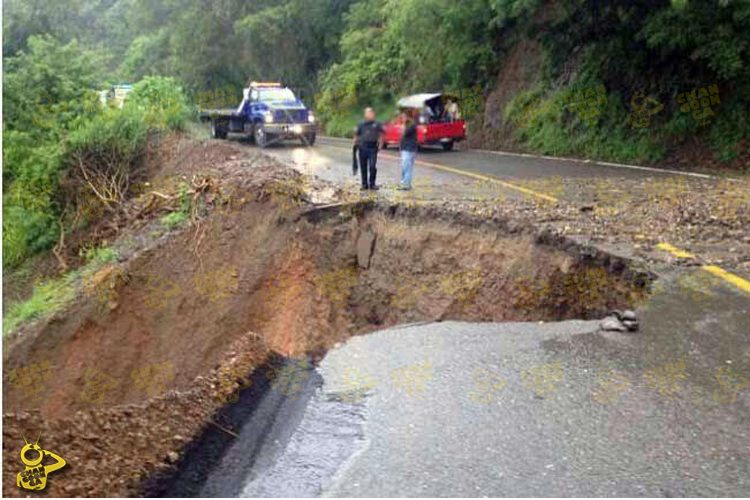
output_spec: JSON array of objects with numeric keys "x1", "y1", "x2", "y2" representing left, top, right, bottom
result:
[{"x1": 3, "y1": 0, "x2": 749, "y2": 270}]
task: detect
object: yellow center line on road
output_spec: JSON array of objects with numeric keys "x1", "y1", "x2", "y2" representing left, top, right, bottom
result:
[
  {"x1": 702, "y1": 266, "x2": 750, "y2": 295},
  {"x1": 656, "y1": 242, "x2": 750, "y2": 295},
  {"x1": 655, "y1": 242, "x2": 696, "y2": 260},
  {"x1": 323, "y1": 143, "x2": 749, "y2": 295},
  {"x1": 400, "y1": 155, "x2": 560, "y2": 204},
  {"x1": 324, "y1": 143, "x2": 559, "y2": 203}
]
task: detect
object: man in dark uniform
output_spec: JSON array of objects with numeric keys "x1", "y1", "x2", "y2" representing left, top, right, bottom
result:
[{"x1": 354, "y1": 107, "x2": 385, "y2": 190}]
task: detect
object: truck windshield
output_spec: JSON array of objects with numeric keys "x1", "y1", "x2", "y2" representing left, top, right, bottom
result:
[{"x1": 258, "y1": 88, "x2": 296, "y2": 102}]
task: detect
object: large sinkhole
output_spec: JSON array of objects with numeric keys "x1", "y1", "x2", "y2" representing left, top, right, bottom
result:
[{"x1": 3, "y1": 200, "x2": 652, "y2": 496}]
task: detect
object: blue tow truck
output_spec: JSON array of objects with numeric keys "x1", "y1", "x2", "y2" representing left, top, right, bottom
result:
[{"x1": 200, "y1": 82, "x2": 316, "y2": 147}]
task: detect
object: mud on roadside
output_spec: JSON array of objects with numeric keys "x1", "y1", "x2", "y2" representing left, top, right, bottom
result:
[{"x1": 3, "y1": 139, "x2": 654, "y2": 497}]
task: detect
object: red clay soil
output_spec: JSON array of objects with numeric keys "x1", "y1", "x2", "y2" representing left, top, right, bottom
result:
[{"x1": 2, "y1": 138, "x2": 651, "y2": 497}]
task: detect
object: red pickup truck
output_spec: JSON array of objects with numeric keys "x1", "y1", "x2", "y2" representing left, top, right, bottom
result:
[{"x1": 383, "y1": 93, "x2": 467, "y2": 151}]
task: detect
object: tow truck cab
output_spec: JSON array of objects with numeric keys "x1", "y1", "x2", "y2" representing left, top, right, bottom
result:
[{"x1": 201, "y1": 82, "x2": 316, "y2": 147}]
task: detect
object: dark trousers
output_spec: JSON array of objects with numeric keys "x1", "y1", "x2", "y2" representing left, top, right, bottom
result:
[{"x1": 359, "y1": 147, "x2": 378, "y2": 188}]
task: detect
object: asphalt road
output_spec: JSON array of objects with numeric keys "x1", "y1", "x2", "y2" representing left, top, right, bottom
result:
[
  {"x1": 184, "y1": 268, "x2": 749, "y2": 497},
  {"x1": 254, "y1": 135, "x2": 694, "y2": 203},
  {"x1": 186, "y1": 135, "x2": 750, "y2": 497}
]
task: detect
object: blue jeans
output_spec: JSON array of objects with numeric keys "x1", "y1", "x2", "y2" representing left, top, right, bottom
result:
[{"x1": 400, "y1": 150, "x2": 416, "y2": 187}]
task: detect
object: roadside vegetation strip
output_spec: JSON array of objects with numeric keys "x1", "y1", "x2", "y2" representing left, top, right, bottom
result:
[
  {"x1": 3, "y1": 247, "x2": 121, "y2": 335},
  {"x1": 656, "y1": 242, "x2": 750, "y2": 296}
]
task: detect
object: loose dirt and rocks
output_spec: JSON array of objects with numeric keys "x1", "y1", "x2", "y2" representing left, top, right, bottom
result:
[{"x1": 2, "y1": 135, "x2": 658, "y2": 497}]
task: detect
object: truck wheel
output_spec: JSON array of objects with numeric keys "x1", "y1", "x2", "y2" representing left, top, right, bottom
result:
[
  {"x1": 210, "y1": 121, "x2": 227, "y2": 139},
  {"x1": 382, "y1": 142, "x2": 388, "y2": 150},
  {"x1": 301, "y1": 133, "x2": 316, "y2": 146},
  {"x1": 254, "y1": 124, "x2": 268, "y2": 148},
  {"x1": 442, "y1": 140, "x2": 454, "y2": 151}
]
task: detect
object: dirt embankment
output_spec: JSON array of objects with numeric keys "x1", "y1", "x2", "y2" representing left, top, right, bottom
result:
[{"x1": 2, "y1": 138, "x2": 652, "y2": 497}]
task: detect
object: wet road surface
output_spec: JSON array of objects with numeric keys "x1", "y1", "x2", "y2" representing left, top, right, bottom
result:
[
  {"x1": 257, "y1": 136, "x2": 695, "y2": 203},
  {"x1": 187, "y1": 268, "x2": 749, "y2": 497},
  {"x1": 184, "y1": 135, "x2": 750, "y2": 497}
]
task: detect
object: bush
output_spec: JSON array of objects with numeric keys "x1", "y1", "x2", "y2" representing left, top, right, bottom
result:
[
  {"x1": 125, "y1": 76, "x2": 196, "y2": 130},
  {"x1": 319, "y1": 99, "x2": 395, "y2": 137},
  {"x1": 505, "y1": 85, "x2": 666, "y2": 163},
  {"x1": 2, "y1": 63, "x2": 197, "y2": 267}
]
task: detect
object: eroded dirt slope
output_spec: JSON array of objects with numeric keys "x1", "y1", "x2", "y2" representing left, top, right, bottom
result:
[{"x1": 3, "y1": 138, "x2": 652, "y2": 497}]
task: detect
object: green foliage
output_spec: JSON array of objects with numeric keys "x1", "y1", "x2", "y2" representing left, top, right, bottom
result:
[
  {"x1": 316, "y1": 0, "x2": 494, "y2": 132},
  {"x1": 160, "y1": 182, "x2": 192, "y2": 229},
  {"x1": 640, "y1": 0, "x2": 750, "y2": 81},
  {"x1": 708, "y1": 94, "x2": 750, "y2": 162},
  {"x1": 126, "y1": 76, "x2": 195, "y2": 130},
  {"x1": 82, "y1": 245, "x2": 119, "y2": 265},
  {"x1": 67, "y1": 106, "x2": 150, "y2": 160},
  {"x1": 235, "y1": 0, "x2": 355, "y2": 89},
  {"x1": 321, "y1": 100, "x2": 395, "y2": 138},
  {"x1": 120, "y1": 31, "x2": 172, "y2": 81},
  {"x1": 2, "y1": 38, "x2": 196, "y2": 268},
  {"x1": 3, "y1": 35, "x2": 102, "y2": 138},
  {"x1": 160, "y1": 211, "x2": 189, "y2": 229},
  {"x1": 505, "y1": 85, "x2": 667, "y2": 163},
  {"x1": 3, "y1": 246, "x2": 120, "y2": 335},
  {"x1": 2, "y1": 36, "x2": 103, "y2": 267},
  {"x1": 3, "y1": 272, "x2": 79, "y2": 335}
]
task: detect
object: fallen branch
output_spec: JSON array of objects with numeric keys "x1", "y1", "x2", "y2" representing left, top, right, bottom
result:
[{"x1": 208, "y1": 419, "x2": 239, "y2": 438}]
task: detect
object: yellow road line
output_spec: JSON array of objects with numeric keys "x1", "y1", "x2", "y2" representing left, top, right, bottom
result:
[
  {"x1": 404, "y1": 156, "x2": 560, "y2": 203},
  {"x1": 702, "y1": 265, "x2": 750, "y2": 295},
  {"x1": 657, "y1": 242, "x2": 750, "y2": 295},
  {"x1": 655, "y1": 242, "x2": 696, "y2": 259},
  {"x1": 324, "y1": 143, "x2": 559, "y2": 203},
  {"x1": 325, "y1": 143, "x2": 749, "y2": 296}
]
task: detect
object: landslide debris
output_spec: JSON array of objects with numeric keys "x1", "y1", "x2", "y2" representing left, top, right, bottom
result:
[{"x1": 2, "y1": 137, "x2": 652, "y2": 498}]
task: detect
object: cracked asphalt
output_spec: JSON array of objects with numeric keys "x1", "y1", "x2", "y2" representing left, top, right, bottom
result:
[
  {"x1": 185, "y1": 268, "x2": 749, "y2": 497},
  {"x1": 183, "y1": 136, "x2": 750, "y2": 498}
]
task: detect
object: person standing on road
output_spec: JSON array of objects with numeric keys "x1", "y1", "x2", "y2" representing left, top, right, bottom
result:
[
  {"x1": 397, "y1": 110, "x2": 419, "y2": 191},
  {"x1": 354, "y1": 107, "x2": 384, "y2": 190}
]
